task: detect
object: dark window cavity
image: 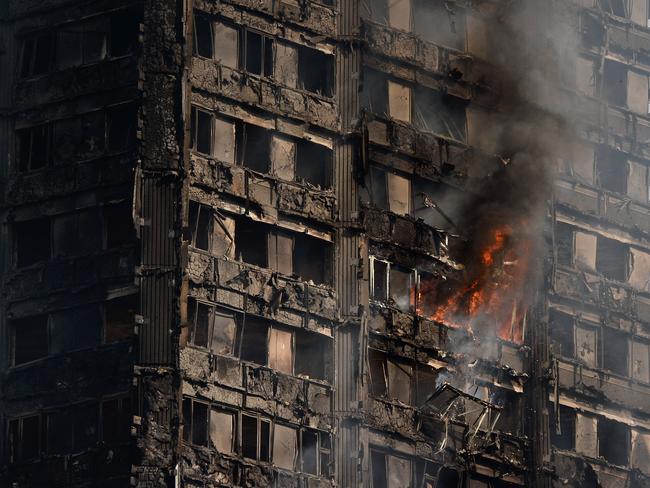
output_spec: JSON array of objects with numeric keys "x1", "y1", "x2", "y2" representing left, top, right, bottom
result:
[
  {"x1": 239, "y1": 123, "x2": 272, "y2": 173},
  {"x1": 295, "y1": 140, "x2": 332, "y2": 188},
  {"x1": 105, "y1": 294, "x2": 138, "y2": 343},
  {"x1": 298, "y1": 46, "x2": 334, "y2": 96},
  {"x1": 242, "y1": 29, "x2": 273, "y2": 77},
  {"x1": 104, "y1": 201, "x2": 135, "y2": 249},
  {"x1": 550, "y1": 405, "x2": 576, "y2": 451},
  {"x1": 15, "y1": 218, "x2": 51, "y2": 267},
  {"x1": 598, "y1": 417, "x2": 629, "y2": 465},
  {"x1": 108, "y1": 104, "x2": 138, "y2": 152},
  {"x1": 596, "y1": 146, "x2": 627, "y2": 194},
  {"x1": 20, "y1": 33, "x2": 54, "y2": 77},
  {"x1": 13, "y1": 315, "x2": 49, "y2": 366},
  {"x1": 595, "y1": 235, "x2": 628, "y2": 281},
  {"x1": 602, "y1": 327, "x2": 629, "y2": 376},
  {"x1": 193, "y1": 14, "x2": 214, "y2": 58},
  {"x1": 17, "y1": 124, "x2": 51, "y2": 172},
  {"x1": 190, "y1": 106, "x2": 213, "y2": 155},
  {"x1": 603, "y1": 60, "x2": 627, "y2": 107}
]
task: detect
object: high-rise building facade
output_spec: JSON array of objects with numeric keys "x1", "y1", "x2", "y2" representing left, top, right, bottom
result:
[{"x1": 0, "y1": 0, "x2": 649, "y2": 487}]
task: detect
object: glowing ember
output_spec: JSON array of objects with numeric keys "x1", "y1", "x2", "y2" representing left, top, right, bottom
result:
[{"x1": 419, "y1": 224, "x2": 532, "y2": 344}]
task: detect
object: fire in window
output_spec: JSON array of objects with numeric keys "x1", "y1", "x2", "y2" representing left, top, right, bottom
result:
[
  {"x1": 17, "y1": 124, "x2": 52, "y2": 172},
  {"x1": 20, "y1": 32, "x2": 54, "y2": 77},
  {"x1": 241, "y1": 414, "x2": 271, "y2": 461},
  {"x1": 242, "y1": 29, "x2": 273, "y2": 77},
  {"x1": 186, "y1": 298, "x2": 237, "y2": 356}
]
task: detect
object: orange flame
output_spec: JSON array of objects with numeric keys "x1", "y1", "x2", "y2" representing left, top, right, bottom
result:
[{"x1": 420, "y1": 224, "x2": 531, "y2": 344}]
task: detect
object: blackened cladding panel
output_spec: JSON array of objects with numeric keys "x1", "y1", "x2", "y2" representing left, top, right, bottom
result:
[
  {"x1": 139, "y1": 270, "x2": 174, "y2": 365},
  {"x1": 140, "y1": 175, "x2": 178, "y2": 267}
]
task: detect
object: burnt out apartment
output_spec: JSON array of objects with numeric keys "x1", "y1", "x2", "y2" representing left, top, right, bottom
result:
[{"x1": 1, "y1": 0, "x2": 650, "y2": 487}]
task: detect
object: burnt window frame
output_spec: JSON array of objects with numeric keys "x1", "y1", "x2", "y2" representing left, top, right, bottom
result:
[
  {"x1": 193, "y1": 13, "x2": 214, "y2": 59},
  {"x1": 297, "y1": 45, "x2": 335, "y2": 97},
  {"x1": 369, "y1": 256, "x2": 417, "y2": 312},
  {"x1": 367, "y1": 348, "x2": 414, "y2": 404},
  {"x1": 597, "y1": 416, "x2": 630, "y2": 466},
  {"x1": 190, "y1": 105, "x2": 214, "y2": 156},
  {"x1": 45, "y1": 402, "x2": 100, "y2": 455},
  {"x1": 240, "y1": 28, "x2": 274, "y2": 78},
  {"x1": 103, "y1": 292, "x2": 139, "y2": 344},
  {"x1": 299, "y1": 427, "x2": 332, "y2": 477},
  {"x1": 236, "y1": 122, "x2": 273, "y2": 173},
  {"x1": 187, "y1": 200, "x2": 214, "y2": 252},
  {"x1": 186, "y1": 297, "x2": 239, "y2": 357}
]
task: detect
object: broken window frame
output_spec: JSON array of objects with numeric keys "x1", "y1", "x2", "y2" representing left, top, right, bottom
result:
[
  {"x1": 186, "y1": 297, "x2": 238, "y2": 357},
  {"x1": 104, "y1": 292, "x2": 139, "y2": 344},
  {"x1": 187, "y1": 200, "x2": 214, "y2": 252},
  {"x1": 190, "y1": 105, "x2": 213, "y2": 156},
  {"x1": 367, "y1": 348, "x2": 414, "y2": 404},
  {"x1": 597, "y1": 416, "x2": 630, "y2": 465},
  {"x1": 369, "y1": 256, "x2": 417, "y2": 312}
]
